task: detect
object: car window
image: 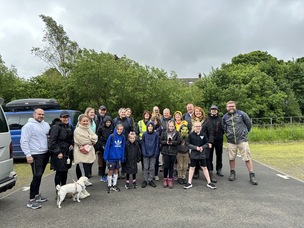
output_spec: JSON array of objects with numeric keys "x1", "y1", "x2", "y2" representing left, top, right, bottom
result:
[{"x1": 0, "y1": 107, "x2": 9, "y2": 133}]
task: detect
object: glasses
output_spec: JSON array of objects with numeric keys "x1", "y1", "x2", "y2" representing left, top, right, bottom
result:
[{"x1": 61, "y1": 116, "x2": 70, "y2": 118}]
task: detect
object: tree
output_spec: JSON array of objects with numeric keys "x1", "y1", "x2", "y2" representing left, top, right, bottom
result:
[{"x1": 31, "y1": 15, "x2": 80, "y2": 77}]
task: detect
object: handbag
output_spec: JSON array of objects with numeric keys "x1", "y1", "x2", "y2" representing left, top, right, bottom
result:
[{"x1": 79, "y1": 144, "x2": 92, "y2": 154}]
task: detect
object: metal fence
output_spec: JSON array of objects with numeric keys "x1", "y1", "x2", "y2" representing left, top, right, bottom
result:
[{"x1": 250, "y1": 116, "x2": 304, "y2": 140}]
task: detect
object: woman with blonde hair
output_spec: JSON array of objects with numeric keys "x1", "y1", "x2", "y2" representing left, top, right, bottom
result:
[{"x1": 74, "y1": 114, "x2": 98, "y2": 181}]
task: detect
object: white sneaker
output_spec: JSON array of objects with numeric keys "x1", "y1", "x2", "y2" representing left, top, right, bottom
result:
[
  {"x1": 86, "y1": 181, "x2": 92, "y2": 186},
  {"x1": 154, "y1": 176, "x2": 160, "y2": 181}
]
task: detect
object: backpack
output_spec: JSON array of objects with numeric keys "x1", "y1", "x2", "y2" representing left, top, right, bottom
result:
[{"x1": 223, "y1": 110, "x2": 244, "y2": 123}]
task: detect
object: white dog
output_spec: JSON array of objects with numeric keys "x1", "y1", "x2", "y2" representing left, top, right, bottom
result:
[{"x1": 56, "y1": 176, "x2": 91, "y2": 208}]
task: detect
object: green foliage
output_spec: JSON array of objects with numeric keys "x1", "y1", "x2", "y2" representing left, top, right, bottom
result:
[{"x1": 31, "y1": 15, "x2": 80, "y2": 77}]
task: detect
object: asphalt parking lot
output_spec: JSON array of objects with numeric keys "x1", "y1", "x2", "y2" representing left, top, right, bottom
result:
[{"x1": 0, "y1": 155, "x2": 303, "y2": 228}]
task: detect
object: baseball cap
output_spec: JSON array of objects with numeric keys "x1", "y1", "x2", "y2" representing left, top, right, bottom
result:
[
  {"x1": 60, "y1": 110, "x2": 70, "y2": 117},
  {"x1": 99, "y1": 105, "x2": 107, "y2": 110}
]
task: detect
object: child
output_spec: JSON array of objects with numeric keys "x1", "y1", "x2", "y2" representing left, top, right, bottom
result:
[
  {"x1": 123, "y1": 132, "x2": 141, "y2": 189},
  {"x1": 141, "y1": 121, "x2": 159, "y2": 188},
  {"x1": 103, "y1": 124, "x2": 126, "y2": 193},
  {"x1": 151, "y1": 115, "x2": 163, "y2": 181},
  {"x1": 97, "y1": 116, "x2": 114, "y2": 182},
  {"x1": 176, "y1": 124, "x2": 190, "y2": 185},
  {"x1": 160, "y1": 120, "x2": 181, "y2": 189},
  {"x1": 184, "y1": 121, "x2": 217, "y2": 190}
]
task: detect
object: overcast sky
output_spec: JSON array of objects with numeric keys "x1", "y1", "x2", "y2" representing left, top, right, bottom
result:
[{"x1": 0, "y1": 0, "x2": 303, "y2": 79}]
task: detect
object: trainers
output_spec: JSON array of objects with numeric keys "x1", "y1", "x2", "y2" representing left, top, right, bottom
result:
[
  {"x1": 229, "y1": 170, "x2": 236, "y2": 181},
  {"x1": 100, "y1": 175, "x2": 107, "y2": 182},
  {"x1": 27, "y1": 199, "x2": 42, "y2": 209},
  {"x1": 182, "y1": 178, "x2": 187, "y2": 184},
  {"x1": 149, "y1": 180, "x2": 157, "y2": 187},
  {"x1": 35, "y1": 194, "x2": 48, "y2": 203},
  {"x1": 178, "y1": 178, "x2": 183, "y2": 185},
  {"x1": 183, "y1": 183, "x2": 193, "y2": 189},
  {"x1": 106, "y1": 186, "x2": 111, "y2": 193},
  {"x1": 249, "y1": 173, "x2": 258, "y2": 185},
  {"x1": 141, "y1": 181, "x2": 147, "y2": 188},
  {"x1": 86, "y1": 181, "x2": 92, "y2": 186},
  {"x1": 111, "y1": 185, "x2": 120, "y2": 192},
  {"x1": 207, "y1": 182, "x2": 217, "y2": 189},
  {"x1": 217, "y1": 169, "x2": 224, "y2": 177},
  {"x1": 193, "y1": 173, "x2": 199, "y2": 179},
  {"x1": 133, "y1": 182, "x2": 137, "y2": 189},
  {"x1": 125, "y1": 183, "x2": 130, "y2": 189},
  {"x1": 154, "y1": 176, "x2": 160, "y2": 181}
]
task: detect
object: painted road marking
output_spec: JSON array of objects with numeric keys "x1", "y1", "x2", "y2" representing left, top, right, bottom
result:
[{"x1": 276, "y1": 174, "x2": 290, "y2": 179}]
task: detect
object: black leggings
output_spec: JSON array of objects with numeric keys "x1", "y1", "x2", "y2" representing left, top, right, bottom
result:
[
  {"x1": 126, "y1": 174, "x2": 136, "y2": 181},
  {"x1": 163, "y1": 154, "x2": 176, "y2": 178},
  {"x1": 55, "y1": 171, "x2": 68, "y2": 187},
  {"x1": 76, "y1": 163, "x2": 92, "y2": 179}
]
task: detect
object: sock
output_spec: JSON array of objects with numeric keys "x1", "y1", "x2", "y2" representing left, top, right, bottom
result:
[
  {"x1": 126, "y1": 180, "x2": 130, "y2": 183},
  {"x1": 107, "y1": 175, "x2": 112, "y2": 187},
  {"x1": 133, "y1": 179, "x2": 136, "y2": 183},
  {"x1": 113, "y1": 174, "x2": 118, "y2": 186}
]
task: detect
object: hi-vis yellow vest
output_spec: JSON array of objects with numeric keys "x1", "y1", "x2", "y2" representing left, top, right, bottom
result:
[{"x1": 138, "y1": 120, "x2": 147, "y2": 139}]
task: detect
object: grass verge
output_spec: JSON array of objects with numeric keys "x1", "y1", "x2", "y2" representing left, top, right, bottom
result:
[{"x1": 250, "y1": 141, "x2": 304, "y2": 181}]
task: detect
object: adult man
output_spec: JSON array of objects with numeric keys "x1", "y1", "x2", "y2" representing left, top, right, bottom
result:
[
  {"x1": 95, "y1": 105, "x2": 110, "y2": 176},
  {"x1": 20, "y1": 108, "x2": 50, "y2": 209},
  {"x1": 152, "y1": 106, "x2": 162, "y2": 119},
  {"x1": 182, "y1": 103, "x2": 194, "y2": 124},
  {"x1": 223, "y1": 101, "x2": 258, "y2": 185},
  {"x1": 203, "y1": 105, "x2": 224, "y2": 179},
  {"x1": 161, "y1": 108, "x2": 172, "y2": 130},
  {"x1": 96, "y1": 105, "x2": 109, "y2": 130}
]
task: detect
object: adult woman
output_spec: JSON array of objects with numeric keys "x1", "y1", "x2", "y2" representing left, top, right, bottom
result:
[
  {"x1": 191, "y1": 106, "x2": 206, "y2": 130},
  {"x1": 49, "y1": 111, "x2": 74, "y2": 191},
  {"x1": 84, "y1": 107, "x2": 97, "y2": 133},
  {"x1": 74, "y1": 114, "x2": 98, "y2": 180}
]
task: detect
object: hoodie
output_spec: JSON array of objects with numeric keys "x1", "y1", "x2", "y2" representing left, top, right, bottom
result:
[
  {"x1": 141, "y1": 121, "x2": 159, "y2": 158},
  {"x1": 20, "y1": 118, "x2": 50, "y2": 157},
  {"x1": 103, "y1": 127, "x2": 126, "y2": 162},
  {"x1": 97, "y1": 116, "x2": 114, "y2": 151}
]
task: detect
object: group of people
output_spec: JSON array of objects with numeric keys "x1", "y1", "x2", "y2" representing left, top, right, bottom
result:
[{"x1": 20, "y1": 101, "x2": 258, "y2": 210}]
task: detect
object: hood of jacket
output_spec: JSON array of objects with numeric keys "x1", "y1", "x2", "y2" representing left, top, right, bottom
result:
[
  {"x1": 146, "y1": 121, "x2": 155, "y2": 133},
  {"x1": 103, "y1": 116, "x2": 113, "y2": 128}
]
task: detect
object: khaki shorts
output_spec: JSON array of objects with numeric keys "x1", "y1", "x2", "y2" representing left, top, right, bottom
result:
[{"x1": 227, "y1": 142, "x2": 251, "y2": 161}]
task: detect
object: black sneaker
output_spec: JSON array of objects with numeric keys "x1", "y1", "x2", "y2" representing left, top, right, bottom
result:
[
  {"x1": 178, "y1": 178, "x2": 183, "y2": 185},
  {"x1": 27, "y1": 199, "x2": 42, "y2": 209},
  {"x1": 217, "y1": 169, "x2": 224, "y2": 177},
  {"x1": 133, "y1": 182, "x2": 137, "y2": 189},
  {"x1": 35, "y1": 194, "x2": 48, "y2": 203},
  {"x1": 229, "y1": 170, "x2": 236, "y2": 181},
  {"x1": 141, "y1": 181, "x2": 147, "y2": 188},
  {"x1": 125, "y1": 183, "x2": 130, "y2": 189},
  {"x1": 193, "y1": 173, "x2": 199, "y2": 179},
  {"x1": 106, "y1": 186, "x2": 111, "y2": 193},
  {"x1": 149, "y1": 180, "x2": 156, "y2": 188},
  {"x1": 111, "y1": 185, "x2": 120, "y2": 192},
  {"x1": 249, "y1": 173, "x2": 258, "y2": 185},
  {"x1": 183, "y1": 183, "x2": 193, "y2": 189},
  {"x1": 207, "y1": 182, "x2": 217, "y2": 189},
  {"x1": 182, "y1": 178, "x2": 187, "y2": 184}
]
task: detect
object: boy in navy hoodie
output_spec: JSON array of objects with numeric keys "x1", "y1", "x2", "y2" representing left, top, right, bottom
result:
[
  {"x1": 103, "y1": 124, "x2": 126, "y2": 193},
  {"x1": 141, "y1": 121, "x2": 159, "y2": 188}
]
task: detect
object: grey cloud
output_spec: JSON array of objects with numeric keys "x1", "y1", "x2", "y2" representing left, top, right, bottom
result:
[{"x1": 0, "y1": 0, "x2": 303, "y2": 78}]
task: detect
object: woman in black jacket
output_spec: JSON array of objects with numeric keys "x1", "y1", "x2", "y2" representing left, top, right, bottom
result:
[{"x1": 49, "y1": 111, "x2": 74, "y2": 189}]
